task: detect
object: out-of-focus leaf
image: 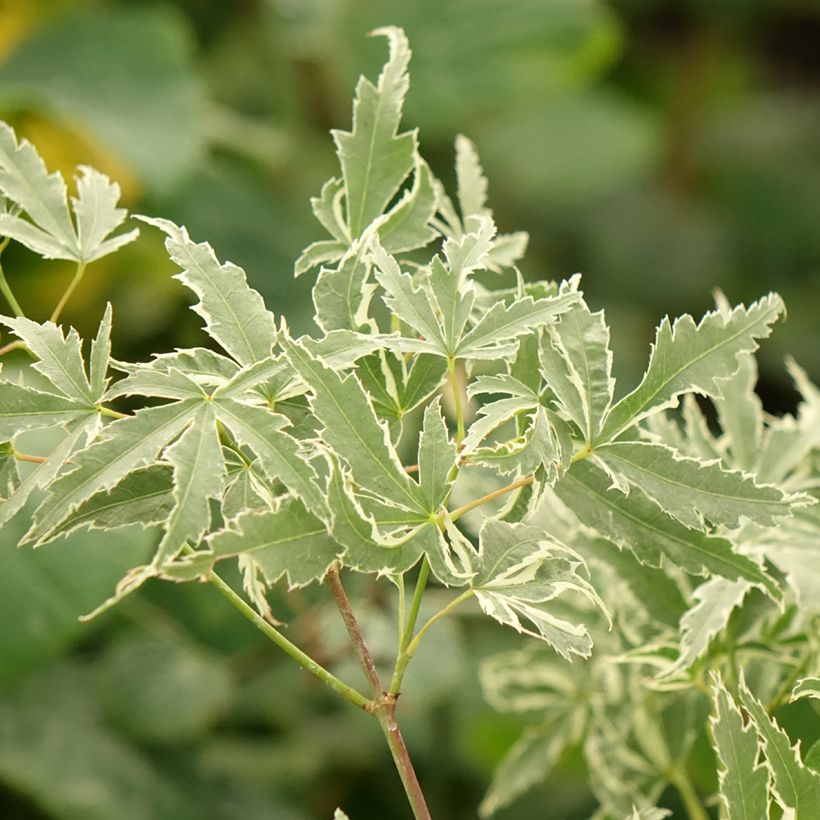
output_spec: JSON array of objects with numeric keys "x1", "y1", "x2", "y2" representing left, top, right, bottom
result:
[
  {"x1": 0, "y1": 662, "x2": 199, "y2": 818},
  {"x1": 97, "y1": 633, "x2": 233, "y2": 743}
]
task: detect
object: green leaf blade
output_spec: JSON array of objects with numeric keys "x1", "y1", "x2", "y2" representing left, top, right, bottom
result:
[
  {"x1": 596, "y1": 441, "x2": 800, "y2": 529},
  {"x1": 333, "y1": 27, "x2": 416, "y2": 237},
  {"x1": 140, "y1": 217, "x2": 276, "y2": 365},
  {"x1": 600, "y1": 294, "x2": 784, "y2": 443}
]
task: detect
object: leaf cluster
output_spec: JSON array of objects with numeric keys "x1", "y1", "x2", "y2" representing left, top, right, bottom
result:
[{"x1": 1, "y1": 25, "x2": 818, "y2": 820}]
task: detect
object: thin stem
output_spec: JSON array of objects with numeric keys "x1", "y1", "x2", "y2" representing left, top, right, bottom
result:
[
  {"x1": 401, "y1": 559, "x2": 430, "y2": 655},
  {"x1": 14, "y1": 451, "x2": 46, "y2": 463},
  {"x1": 50, "y1": 261, "x2": 86, "y2": 324},
  {"x1": 668, "y1": 766, "x2": 708, "y2": 820},
  {"x1": 391, "y1": 589, "x2": 474, "y2": 694},
  {"x1": 206, "y1": 568, "x2": 371, "y2": 711},
  {"x1": 325, "y1": 565, "x2": 431, "y2": 820},
  {"x1": 403, "y1": 463, "x2": 419, "y2": 474},
  {"x1": 0, "y1": 238, "x2": 25, "y2": 317},
  {"x1": 448, "y1": 475, "x2": 534, "y2": 523},
  {"x1": 0, "y1": 339, "x2": 26, "y2": 356},
  {"x1": 447, "y1": 356, "x2": 465, "y2": 446}
]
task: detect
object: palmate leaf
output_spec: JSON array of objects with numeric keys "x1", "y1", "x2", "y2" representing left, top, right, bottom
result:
[
  {"x1": 279, "y1": 329, "x2": 427, "y2": 516},
  {"x1": 140, "y1": 217, "x2": 276, "y2": 366},
  {"x1": 25, "y1": 399, "x2": 201, "y2": 546},
  {"x1": 738, "y1": 675, "x2": 820, "y2": 818},
  {"x1": 595, "y1": 441, "x2": 801, "y2": 530},
  {"x1": 471, "y1": 519, "x2": 603, "y2": 660},
  {"x1": 165, "y1": 498, "x2": 343, "y2": 588},
  {"x1": 333, "y1": 27, "x2": 416, "y2": 238},
  {"x1": 662, "y1": 577, "x2": 751, "y2": 678},
  {"x1": 553, "y1": 459, "x2": 779, "y2": 596},
  {"x1": 0, "y1": 123, "x2": 137, "y2": 262},
  {"x1": 213, "y1": 398, "x2": 326, "y2": 518},
  {"x1": 710, "y1": 674, "x2": 770, "y2": 820},
  {"x1": 598, "y1": 294, "x2": 785, "y2": 444}
]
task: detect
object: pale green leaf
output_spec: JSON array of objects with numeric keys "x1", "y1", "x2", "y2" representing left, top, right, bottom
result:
[
  {"x1": 151, "y1": 403, "x2": 225, "y2": 567},
  {"x1": 628, "y1": 808, "x2": 672, "y2": 820},
  {"x1": 46, "y1": 465, "x2": 174, "y2": 541},
  {"x1": 540, "y1": 300, "x2": 614, "y2": 443},
  {"x1": 70, "y1": 166, "x2": 138, "y2": 262},
  {"x1": 113, "y1": 347, "x2": 239, "y2": 383},
  {"x1": 222, "y1": 463, "x2": 272, "y2": 521},
  {"x1": 313, "y1": 238, "x2": 374, "y2": 333},
  {"x1": 662, "y1": 578, "x2": 751, "y2": 678},
  {"x1": 455, "y1": 134, "x2": 490, "y2": 219},
  {"x1": 326, "y1": 460, "x2": 423, "y2": 576},
  {"x1": 417, "y1": 398, "x2": 456, "y2": 513},
  {"x1": 0, "y1": 121, "x2": 76, "y2": 257},
  {"x1": 791, "y1": 678, "x2": 820, "y2": 704},
  {"x1": 308, "y1": 177, "x2": 347, "y2": 245},
  {"x1": 715, "y1": 354, "x2": 762, "y2": 472},
  {"x1": 0, "y1": 440, "x2": 18, "y2": 498},
  {"x1": 0, "y1": 418, "x2": 97, "y2": 526},
  {"x1": 333, "y1": 27, "x2": 416, "y2": 237},
  {"x1": 599, "y1": 294, "x2": 784, "y2": 443},
  {"x1": 279, "y1": 331, "x2": 426, "y2": 514},
  {"x1": 0, "y1": 316, "x2": 94, "y2": 403},
  {"x1": 371, "y1": 239, "x2": 445, "y2": 353},
  {"x1": 553, "y1": 459, "x2": 779, "y2": 596},
  {"x1": 105, "y1": 366, "x2": 206, "y2": 402},
  {"x1": 0, "y1": 213, "x2": 69, "y2": 258},
  {"x1": 758, "y1": 359, "x2": 820, "y2": 484},
  {"x1": 0, "y1": 124, "x2": 136, "y2": 262},
  {"x1": 25, "y1": 399, "x2": 200, "y2": 546},
  {"x1": 378, "y1": 158, "x2": 438, "y2": 253},
  {"x1": 89, "y1": 303, "x2": 113, "y2": 398},
  {"x1": 303, "y1": 329, "x2": 383, "y2": 370},
  {"x1": 213, "y1": 398, "x2": 326, "y2": 519},
  {"x1": 472, "y1": 407, "x2": 572, "y2": 481},
  {"x1": 294, "y1": 238, "x2": 346, "y2": 277},
  {"x1": 140, "y1": 217, "x2": 276, "y2": 365},
  {"x1": 472, "y1": 520, "x2": 601, "y2": 659},
  {"x1": 462, "y1": 396, "x2": 538, "y2": 452},
  {"x1": 738, "y1": 676, "x2": 820, "y2": 817},
  {"x1": 171, "y1": 499, "x2": 342, "y2": 588},
  {"x1": 0, "y1": 383, "x2": 90, "y2": 437},
  {"x1": 333, "y1": 810, "x2": 350, "y2": 820},
  {"x1": 456, "y1": 288, "x2": 582, "y2": 360},
  {"x1": 596, "y1": 441, "x2": 799, "y2": 530}
]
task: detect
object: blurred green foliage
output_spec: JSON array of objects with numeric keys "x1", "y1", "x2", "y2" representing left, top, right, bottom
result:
[{"x1": 0, "y1": 0, "x2": 818, "y2": 817}]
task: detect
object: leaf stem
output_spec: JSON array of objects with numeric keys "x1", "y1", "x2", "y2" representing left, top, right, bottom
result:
[
  {"x1": 390, "y1": 588, "x2": 474, "y2": 694},
  {"x1": 50, "y1": 260, "x2": 86, "y2": 324},
  {"x1": 447, "y1": 356, "x2": 465, "y2": 446},
  {"x1": 325, "y1": 565, "x2": 432, "y2": 820},
  {"x1": 206, "y1": 568, "x2": 371, "y2": 711},
  {"x1": 668, "y1": 766, "x2": 708, "y2": 820},
  {"x1": 0, "y1": 339, "x2": 26, "y2": 356},
  {"x1": 765, "y1": 647, "x2": 814, "y2": 714},
  {"x1": 388, "y1": 559, "x2": 431, "y2": 694},
  {"x1": 13, "y1": 451, "x2": 46, "y2": 463},
  {"x1": 0, "y1": 237, "x2": 25, "y2": 317},
  {"x1": 448, "y1": 474, "x2": 534, "y2": 523}
]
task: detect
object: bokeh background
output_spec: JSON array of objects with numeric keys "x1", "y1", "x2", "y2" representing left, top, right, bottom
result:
[{"x1": 0, "y1": 1, "x2": 818, "y2": 818}]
